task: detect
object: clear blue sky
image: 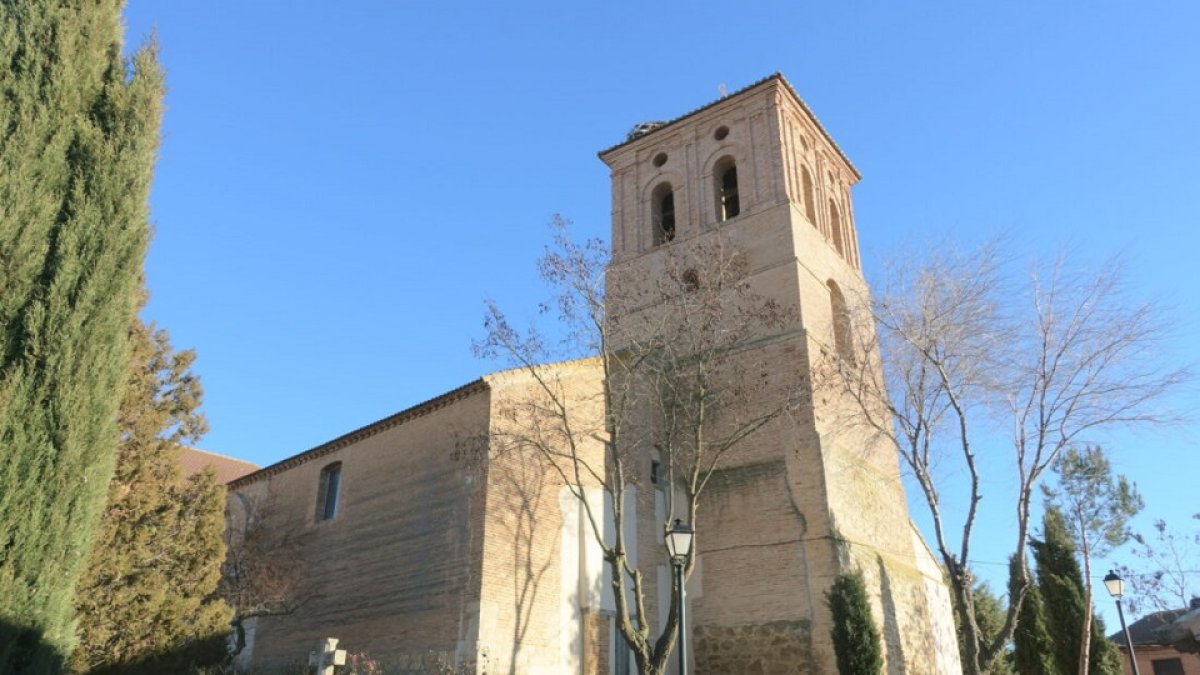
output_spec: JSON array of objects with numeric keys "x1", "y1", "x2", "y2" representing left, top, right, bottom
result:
[{"x1": 122, "y1": 1, "x2": 1198, "y2": 624}]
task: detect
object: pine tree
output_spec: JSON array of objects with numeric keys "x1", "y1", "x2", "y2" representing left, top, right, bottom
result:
[
  {"x1": 0, "y1": 2, "x2": 162, "y2": 671},
  {"x1": 1008, "y1": 556, "x2": 1057, "y2": 675},
  {"x1": 826, "y1": 570, "x2": 883, "y2": 675},
  {"x1": 71, "y1": 317, "x2": 230, "y2": 674},
  {"x1": 1044, "y1": 446, "x2": 1142, "y2": 675},
  {"x1": 1032, "y1": 509, "x2": 1123, "y2": 675}
]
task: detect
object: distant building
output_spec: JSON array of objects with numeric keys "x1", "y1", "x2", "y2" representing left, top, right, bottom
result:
[
  {"x1": 180, "y1": 447, "x2": 259, "y2": 484},
  {"x1": 1111, "y1": 599, "x2": 1200, "y2": 675},
  {"x1": 224, "y1": 74, "x2": 962, "y2": 674}
]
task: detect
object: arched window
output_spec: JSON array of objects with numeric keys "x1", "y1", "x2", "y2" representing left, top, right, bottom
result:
[
  {"x1": 801, "y1": 166, "x2": 816, "y2": 226},
  {"x1": 714, "y1": 158, "x2": 740, "y2": 222},
  {"x1": 827, "y1": 281, "x2": 854, "y2": 363},
  {"x1": 315, "y1": 461, "x2": 342, "y2": 521},
  {"x1": 829, "y1": 200, "x2": 845, "y2": 257},
  {"x1": 652, "y1": 183, "x2": 676, "y2": 245}
]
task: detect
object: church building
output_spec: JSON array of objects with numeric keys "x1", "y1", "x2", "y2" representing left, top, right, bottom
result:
[{"x1": 226, "y1": 73, "x2": 962, "y2": 674}]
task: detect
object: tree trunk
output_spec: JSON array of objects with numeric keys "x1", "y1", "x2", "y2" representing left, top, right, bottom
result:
[
  {"x1": 949, "y1": 562, "x2": 986, "y2": 675},
  {"x1": 1080, "y1": 554, "x2": 1099, "y2": 667},
  {"x1": 1078, "y1": 532, "x2": 1093, "y2": 675}
]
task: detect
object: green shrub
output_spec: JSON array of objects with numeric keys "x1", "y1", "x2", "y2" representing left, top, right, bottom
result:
[{"x1": 826, "y1": 570, "x2": 883, "y2": 675}]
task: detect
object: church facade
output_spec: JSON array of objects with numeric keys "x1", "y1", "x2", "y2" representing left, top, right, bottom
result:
[{"x1": 227, "y1": 74, "x2": 962, "y2": 674}]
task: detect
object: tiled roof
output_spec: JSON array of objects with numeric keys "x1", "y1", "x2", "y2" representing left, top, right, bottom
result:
[
  {"x1": 179, "y1": 447, "x2": 259, "y2": 485},
  {"x1": 597, "y1": 72, "x2": 860, "y2": 179},
  {"x1": 1111, "y1": 607, "x2": 1190, "y2": 646}
]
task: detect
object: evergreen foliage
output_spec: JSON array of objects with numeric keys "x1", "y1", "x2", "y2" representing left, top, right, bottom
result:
[
  {"x1": 826, "y1": 570, "x2": 883, "y2": 675},
  {"x1": 0, "y1": 1, "x2": 162, "y2": 671},
  {"x1": 1045, "y1": 445, "x2": 1142, "y2": 675},
  {"x1": 1008, "y1": 556, "x2": 1056, "y2": 675},
  {"x1": 71, "y1": 317, "x2": 230, "y2": 673},
  {"x1": 1045, "y1": 446, "x2": 1143, "y2": 561},
  {"x1": 1031, "y1": 508, "x2": 1123, "y2": 675},
  {"x1": 954, "y1": 582, "x2": 1014, "y2": 675}
]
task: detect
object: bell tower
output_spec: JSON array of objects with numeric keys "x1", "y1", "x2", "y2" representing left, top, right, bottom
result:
[{"x1": 598, "y1": 74, "x2": 961, "y2": 674}]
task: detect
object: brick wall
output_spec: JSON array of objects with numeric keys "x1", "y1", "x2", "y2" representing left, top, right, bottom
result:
[{"x1": 229, "y1": 385, "x2": 491, "y2": 671}]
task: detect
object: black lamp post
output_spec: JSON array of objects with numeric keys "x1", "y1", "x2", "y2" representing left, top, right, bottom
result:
[
  {"x1": 1104, "y1": 570, "x2": 1140, "y2": 675},
  {"x1": 665, "y1": 518, "x2": 694, "y2": 675}
]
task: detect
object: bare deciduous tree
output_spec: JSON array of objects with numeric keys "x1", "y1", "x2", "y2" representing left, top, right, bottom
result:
[
  {"x1": 817, "y1": 239, "x2": 1186, "y2": 675},
  {"x1": 474, "y1": 216, "x2": 800, "y2": 675},
  {"x1": 220, "y1": 492, "x2": 308, "y2": 664},
  {"x1": 1120, "y1": 514, "x2": 1200, "y2": 615}
]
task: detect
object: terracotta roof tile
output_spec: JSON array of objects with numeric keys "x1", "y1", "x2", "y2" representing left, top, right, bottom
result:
[{"x1": 179, "y1": 447, "x2": 259, "y2": 485}]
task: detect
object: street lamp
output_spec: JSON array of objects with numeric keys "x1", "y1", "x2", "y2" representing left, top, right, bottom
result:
[
  {"x1": 1104, "y1": 570, "x2": 1140, "y2": 675},
  {"x1": 665, "y1": 518, "x2": 694, "y2": 675}
]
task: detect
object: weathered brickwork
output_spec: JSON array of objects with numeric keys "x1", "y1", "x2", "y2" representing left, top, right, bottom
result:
[
  {"x1": 226, "y1": 382, "x2": 492, "y2": 671},
  {"x1": 694, "y1": 621, "x2": 815, "y2": 675},
  {"x1": 601, "y1": 74, "x2": 962, "y2": 673},
  {"x1": 582, "y1": 611, "x2": 609, "y2": 675},
  {"x1": 372, "y1": 650, "x2": 473, "y2": 674}
]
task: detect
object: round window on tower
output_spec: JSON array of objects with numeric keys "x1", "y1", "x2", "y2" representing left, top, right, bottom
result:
[
  {"x1": 653, "y1": 152, "x2": 668, "y2": 168},
  {"x1": 714, "y1": 125, "x2": 730, "y2": 141}
]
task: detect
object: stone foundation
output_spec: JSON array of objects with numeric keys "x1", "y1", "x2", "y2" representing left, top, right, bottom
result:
[{"x1": 694, "y1": 620, "x2": 815, "y2": 675}]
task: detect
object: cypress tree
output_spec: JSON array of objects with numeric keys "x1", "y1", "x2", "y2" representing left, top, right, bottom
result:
[
  {"x1": 71, "y1": 317, "x2": 230, "y2": 673},
  {"x1": 0, "y1": 2, "x2": 162, "y2": 671},
  {"x1": 1031, "y1": 508, "x2": 1122, "y2": 675},
  {"x1": 1008, "y1": 555, "x2": 1056, "y2": 675},
  {"x1": 826, "y1": 570, "x2": 883, "y2": 675}
]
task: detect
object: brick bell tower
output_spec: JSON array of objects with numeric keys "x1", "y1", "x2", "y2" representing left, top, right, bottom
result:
[{"x1": 598, "y1": 74, "x2": 962, "y2": 674}]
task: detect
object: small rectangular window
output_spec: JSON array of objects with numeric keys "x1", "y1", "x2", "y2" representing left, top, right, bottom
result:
[
  {"x1": 650, "y1": 460, "x2": 661, "y2": 485},
  {"x1": 316, "y1": 462, "x2": 342, "y2": 521}
]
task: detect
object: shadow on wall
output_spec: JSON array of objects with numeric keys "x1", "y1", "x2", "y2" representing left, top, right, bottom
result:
[
  {"x1": 876, "y1": 555, "x2": 946, "y2": 675},
  {"x1": 495, "y1": 451, "x2": 557, "y2": 675},
  {"x1": 877, "y1": 556, "x2": 908, "y2": 675}
]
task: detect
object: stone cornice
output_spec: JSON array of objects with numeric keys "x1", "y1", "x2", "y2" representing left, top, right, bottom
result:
[{"x1": 598, "y1": 72, "x2": 860, "y2": 180}]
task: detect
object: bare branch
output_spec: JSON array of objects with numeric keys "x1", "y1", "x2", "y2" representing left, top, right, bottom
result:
[
  {"x1": 475, "y1": 218, "x2": 797, "y2": 674},
  {"x1": 813, "y1": 236, "x2": 1187, "y2": 675}
]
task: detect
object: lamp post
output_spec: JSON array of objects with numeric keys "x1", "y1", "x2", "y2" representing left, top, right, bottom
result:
[
  {"x1": 1104, "y1": 570, "x2": 1140, "y2": 675},
  {"x1": 665, "y1": 518, "x2": 694, "y2": 675}
]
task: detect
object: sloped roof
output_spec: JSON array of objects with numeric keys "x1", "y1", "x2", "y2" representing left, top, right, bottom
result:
[
  {"x1": 1127, "y1": 609, "x2": 1185, "y2": 645},
  {"x1": 597, "y1": 72, "x2": 860, "y2": 179},
  {"x1": 226, "y1": 378, "x2": 488, "y2": 489},
  {"x1": 1110, "y1": 603, "x2": 1200, "y2": 648},
  {"x1": 179, "y1": 447, "x2": 259, "y2": 485},
  {"x1": 224, "y1": 357, "x2": 602, "y2": 490}
]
